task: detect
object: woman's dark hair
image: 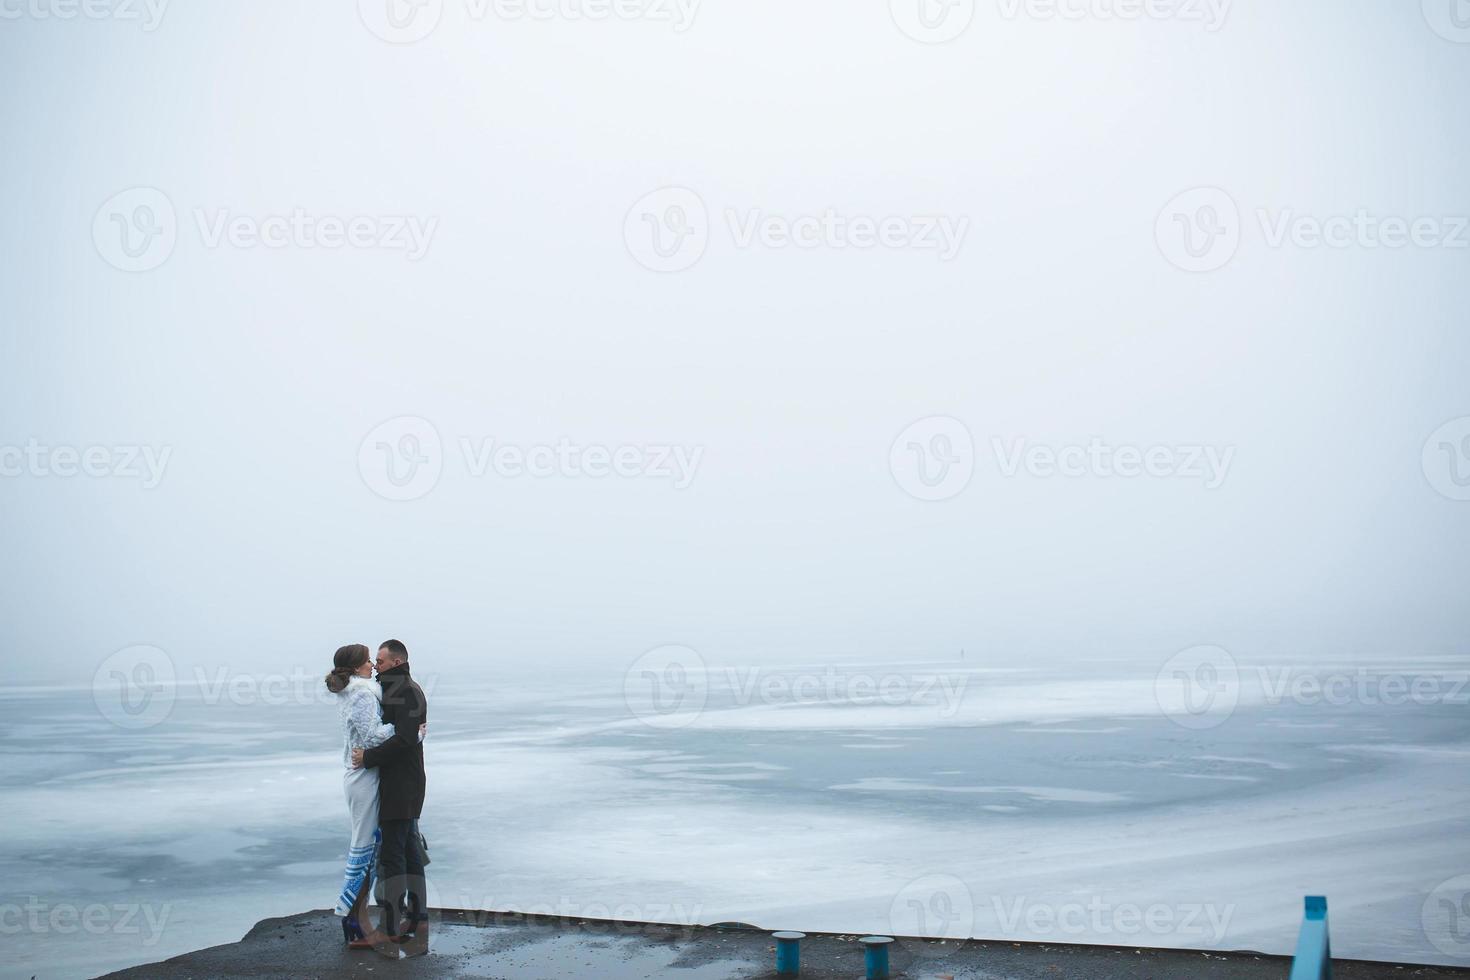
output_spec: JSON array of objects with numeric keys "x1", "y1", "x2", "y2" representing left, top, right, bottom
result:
[{"x1": 325, "y1": 644, "x2": 370, "y2": 693}]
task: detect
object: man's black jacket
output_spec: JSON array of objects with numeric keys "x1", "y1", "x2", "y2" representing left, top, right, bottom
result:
[{"x1": 363, "y1": 662, "x2": 427, "y2": 821}]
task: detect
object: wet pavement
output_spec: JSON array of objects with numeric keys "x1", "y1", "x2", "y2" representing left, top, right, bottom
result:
[{"x1": 98, "y1": 909, "x2": 1470, "y2": 979}]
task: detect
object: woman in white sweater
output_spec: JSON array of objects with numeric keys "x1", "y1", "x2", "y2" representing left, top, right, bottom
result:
[{"x1": 325, "y1": 643, "x2": 400, "y2": 948}]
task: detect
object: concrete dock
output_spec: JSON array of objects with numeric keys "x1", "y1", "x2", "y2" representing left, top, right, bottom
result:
[{"x1": 98, "y1": 909, "x2": 1470, "y2": 979}]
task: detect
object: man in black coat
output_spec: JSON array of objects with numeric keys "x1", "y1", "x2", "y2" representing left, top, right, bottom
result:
[{"x1": 351, "y1": 638, "x2": 428, "y2": 952}]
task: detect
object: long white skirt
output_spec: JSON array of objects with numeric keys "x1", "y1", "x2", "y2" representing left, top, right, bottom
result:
[{"x1": 334, "y1": 767, "x2": 381, "y2": 916}]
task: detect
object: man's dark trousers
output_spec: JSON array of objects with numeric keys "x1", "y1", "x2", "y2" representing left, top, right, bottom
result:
[{"x1": 378, "y1": 819, "x2": 426, "y2": 935}]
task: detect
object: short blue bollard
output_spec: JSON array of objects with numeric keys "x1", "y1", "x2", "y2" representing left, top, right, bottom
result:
[
  {"x1": 773, "y1": 931, "x2": 804, "y2": 976},
  {"x1": 1289, "y1": 896, "x2": 1332, "y2": 980},
  {"x1": 860, "y1": 935, "x2": 893, "y2": 979}
]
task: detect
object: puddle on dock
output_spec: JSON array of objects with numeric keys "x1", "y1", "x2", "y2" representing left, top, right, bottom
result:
[{"x1": 429, "y1": 924, "x2": 760, "y2": 979}]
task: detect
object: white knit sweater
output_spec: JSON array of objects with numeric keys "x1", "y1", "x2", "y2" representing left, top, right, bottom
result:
[{"x1": 336, "y1": 675, "x2": 395, "y2": 770}]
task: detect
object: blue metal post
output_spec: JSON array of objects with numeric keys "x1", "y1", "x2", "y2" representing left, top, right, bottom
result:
[
  {"x1": 860, "y1": 935, "x2": 893, "y2": 979},
  {"x1": 1288, "y1": 896, "x2": 1332, "y2": 980},
  {"x1": 773, "y1": 931, "x2": 804, "y2": 975}
]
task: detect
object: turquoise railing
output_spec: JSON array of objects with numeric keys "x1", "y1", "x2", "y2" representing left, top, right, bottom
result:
[{"x1": 1288, "y1": 895, "x2": 1332, "y2": 980}]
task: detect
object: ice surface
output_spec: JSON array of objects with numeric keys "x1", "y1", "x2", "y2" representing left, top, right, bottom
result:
[{"x1": 2, "y1": 661, "x2": 1467, "y2": 978}]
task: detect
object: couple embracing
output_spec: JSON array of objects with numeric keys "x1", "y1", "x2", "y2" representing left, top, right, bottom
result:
[{"x1": 324, "y1": 639, "x2": 430, "y2": 958}]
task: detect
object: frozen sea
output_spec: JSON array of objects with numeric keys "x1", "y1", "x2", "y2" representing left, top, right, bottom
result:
[{"x1": 4, "y1": 655, "x2": 1469, "y2": 979}]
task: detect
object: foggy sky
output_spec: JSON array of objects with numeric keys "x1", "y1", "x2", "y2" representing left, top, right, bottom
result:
[{"x1": 2, "y1": 0, "x2": 1467, "y2": 685}]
